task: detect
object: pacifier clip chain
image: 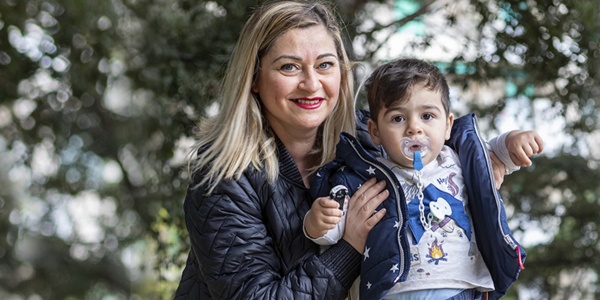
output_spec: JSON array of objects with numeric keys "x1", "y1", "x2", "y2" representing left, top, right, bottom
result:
[{"x1": 413, "y1": 151, "x2": 431, "y2": 231}]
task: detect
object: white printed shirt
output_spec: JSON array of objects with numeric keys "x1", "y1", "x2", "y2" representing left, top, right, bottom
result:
[{"x1": 380, "y1": 146, "x2": 495, "y2": 295}]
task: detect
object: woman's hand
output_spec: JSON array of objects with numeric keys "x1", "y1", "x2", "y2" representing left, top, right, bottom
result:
[
  {"x1": 490, "y1": 151, "x2": 506, "y2": 189},
  {"x1": 342, "y1": 178, "x2": 388, "y2": 253}
]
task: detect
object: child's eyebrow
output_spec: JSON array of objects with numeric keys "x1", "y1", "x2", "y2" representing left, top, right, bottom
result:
[
  {"x1": 382, "y1": 106, "x2": 404, "y2": 116},
  {"x1": 421, "y1": 104, "x2": 442, "y2": 112}
]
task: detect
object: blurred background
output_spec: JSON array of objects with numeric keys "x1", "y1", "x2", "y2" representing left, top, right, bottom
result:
[{"x1": 0, "y1": 0, "x2": 598, "y2": 299}]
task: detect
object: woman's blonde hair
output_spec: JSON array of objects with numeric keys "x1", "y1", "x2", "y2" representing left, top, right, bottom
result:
[{"x1": 190, "y1": 0, "x2": 356, "y2": 193}]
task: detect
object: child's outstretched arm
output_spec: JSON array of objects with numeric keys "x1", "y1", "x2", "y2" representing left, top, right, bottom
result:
[
  {"x1": 488, "y1": 130, "x2": 544, "y2": 189},
  {"x1": 504, "y1": 130, "x2": 544, "y2": 167}
]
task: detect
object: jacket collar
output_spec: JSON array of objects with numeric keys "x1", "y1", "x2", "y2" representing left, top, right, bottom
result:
[{"x1": 275, "y1": 135, "x2": 305, "y2": 186}]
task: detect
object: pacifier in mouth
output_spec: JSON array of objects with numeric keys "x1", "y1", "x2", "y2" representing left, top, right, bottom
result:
[{"x1": 401, "y1": 136, "x2": 431, "y2": 161}]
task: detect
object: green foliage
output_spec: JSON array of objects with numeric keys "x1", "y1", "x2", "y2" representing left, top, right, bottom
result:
[
  {"x1": 463, "y1": 0, "x2": 600, "y2": 136},
  {"x1": 1, "y1": 0, "x2": 599, "y2": 298},
  {"x1": 502, "y1": 154, "x2": 600, "y2": 298}
]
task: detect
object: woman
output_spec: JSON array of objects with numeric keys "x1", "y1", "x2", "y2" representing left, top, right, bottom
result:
[{"x1": 174, "y1": 1, "x2": 388, "y2": 299}]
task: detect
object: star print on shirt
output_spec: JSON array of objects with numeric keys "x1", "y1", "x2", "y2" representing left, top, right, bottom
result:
[
  {"x1": 366, "y1": 282, "x2": 372, "y2": 289},
  {"x1": 390, "y1": 264, "x2": 399, "y2": 273}
]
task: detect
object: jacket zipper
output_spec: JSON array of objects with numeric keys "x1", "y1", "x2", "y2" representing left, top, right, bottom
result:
[
  {"x1": 346, "y1": 138, "x2": 408, "y2": 281},
  {"x1": 472, "y1": 115, "x2": 524, "y2": 269}
]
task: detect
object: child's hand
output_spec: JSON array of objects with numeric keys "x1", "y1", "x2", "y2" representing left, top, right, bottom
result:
[
  {"x1": 304, "y1": 196, "x2": 344, "y2": 239},
  {"x1": 505, "y1": 130, "x2": 544, "y2": 167}
]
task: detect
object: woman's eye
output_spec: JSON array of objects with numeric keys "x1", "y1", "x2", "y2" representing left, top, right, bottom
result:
[
  {"x1": 318, "y1": 61, "x2": 334, "y2": 70},
  {"x1": 281, "y1": 64, "x2": 299, "y2": 72}
]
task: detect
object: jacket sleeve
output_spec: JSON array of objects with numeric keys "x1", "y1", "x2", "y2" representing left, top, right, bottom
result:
[
  {"x1": 448, "y1": 114, "x2": 526, "y2": 299},
  {"x1": 181, "y1": 172, "x2": 360, "y2": 300},
  {"x1": 487, "y1": 132, "x2": 520, "y2": 175}
]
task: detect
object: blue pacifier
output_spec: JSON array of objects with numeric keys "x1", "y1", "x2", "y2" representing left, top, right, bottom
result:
[
  {"x1": 401, "y1": 136, "x2": 431, "y2": 164},
  {"x1": 413, "y1": 150, "x2": 423, "y2": 171}
]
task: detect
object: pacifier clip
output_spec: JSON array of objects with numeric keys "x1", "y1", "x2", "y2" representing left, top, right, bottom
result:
[{"x1": 413, "y1": 151, "x2": 431, "y2": 231}]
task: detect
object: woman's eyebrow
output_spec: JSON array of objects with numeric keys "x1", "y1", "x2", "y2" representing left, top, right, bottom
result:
[{"x1": 272, "y1": 52, "x2": 337, "y2": 63}]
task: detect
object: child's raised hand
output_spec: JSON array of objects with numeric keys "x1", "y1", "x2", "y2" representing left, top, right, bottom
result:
[
  {"x1": 304, "y1": 196, "x2": 344, "y2": 239},
  {"x1": 505, "y1": 130, "x2": 544, "y2": 167}
]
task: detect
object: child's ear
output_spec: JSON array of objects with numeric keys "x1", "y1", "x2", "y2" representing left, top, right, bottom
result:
[
  {"x1": 445, "y1": 113, "x2": 454, "y2": 140},
  {"x1": 368, "y1": 119, "x2": 382, "y2": 145}
]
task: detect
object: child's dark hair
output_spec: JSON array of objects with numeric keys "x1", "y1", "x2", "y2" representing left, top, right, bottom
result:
[{"x1": 365, "y1": 58, "x2": 450, "y2": 122}]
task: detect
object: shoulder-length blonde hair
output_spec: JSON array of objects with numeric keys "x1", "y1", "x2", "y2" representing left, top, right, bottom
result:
[{"x1": 190, "y1": 0, "x2": 356, "y2": 193}]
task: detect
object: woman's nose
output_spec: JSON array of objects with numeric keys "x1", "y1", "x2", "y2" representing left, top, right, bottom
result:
[{"x1": 299, "y1": 69, "x2": 321, "y2": 92}]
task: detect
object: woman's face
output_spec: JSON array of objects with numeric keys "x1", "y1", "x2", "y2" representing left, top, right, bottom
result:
[{"x1": 252, "y1": 25, "x2": 341, "y2": 139}]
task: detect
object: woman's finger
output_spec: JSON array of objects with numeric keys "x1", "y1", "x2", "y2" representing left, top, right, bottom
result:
[
  {"x1": 350, "y1": 178, "x2": 378, "y2": 206},
  {"x1": 343, "y1": 179, "x2": 388, "y2": 252}
]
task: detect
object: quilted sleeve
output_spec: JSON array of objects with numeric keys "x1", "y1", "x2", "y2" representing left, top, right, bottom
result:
[{"x1": 178, "y1": 172, "x2": 359, "y2": 299}]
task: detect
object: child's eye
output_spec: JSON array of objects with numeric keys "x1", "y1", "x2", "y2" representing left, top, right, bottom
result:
[
  {"x1": 392, "y1": 115, "x2": 405, "y2": 123},
  {"x1": 422, "y1": 113, "x2": 434, "y2": 120}
]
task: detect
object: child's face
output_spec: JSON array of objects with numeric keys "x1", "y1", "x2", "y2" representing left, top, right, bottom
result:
[{"x1": 368, "y1": 85, "x2": 453, "y2": 169}]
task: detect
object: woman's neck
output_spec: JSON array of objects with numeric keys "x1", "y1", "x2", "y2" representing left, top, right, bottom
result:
[{"x1": 274, "y1": 128, "x2": 319, "y2": 187}]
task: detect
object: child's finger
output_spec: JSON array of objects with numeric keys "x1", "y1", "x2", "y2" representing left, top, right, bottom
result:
[
  {"x1": 510, "y1": 149, "x2": 532, "y2": 167},
  {"x1": 317, "y1": 196, "x2": 342, "y2": 209}
]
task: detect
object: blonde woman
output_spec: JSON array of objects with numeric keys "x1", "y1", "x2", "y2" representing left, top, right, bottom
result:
[{"x1": 175, "y1": 1, "x2": 389, "y2": 299}]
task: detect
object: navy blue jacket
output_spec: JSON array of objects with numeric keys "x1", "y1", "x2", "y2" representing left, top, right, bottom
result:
[
  {"x1": 310, "y1": 114, "x2": 525, "y2": 300},
  {"x1": 175, "y1": 110, "x2": 379, "y2": 299}
]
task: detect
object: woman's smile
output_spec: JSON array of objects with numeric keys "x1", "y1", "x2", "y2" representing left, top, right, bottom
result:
[{"x1": 294, "y1": 97, "x2": 324, "y2": 109}]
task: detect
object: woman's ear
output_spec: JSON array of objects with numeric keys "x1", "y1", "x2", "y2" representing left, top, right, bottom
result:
[{"x1": 368, "y1": 119, "x2": 382, "y2": 145}]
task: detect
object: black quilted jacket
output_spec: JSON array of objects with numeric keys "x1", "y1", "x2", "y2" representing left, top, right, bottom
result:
[{"x1": 174, "y1": 110, "x2": 379, "y2": 299}]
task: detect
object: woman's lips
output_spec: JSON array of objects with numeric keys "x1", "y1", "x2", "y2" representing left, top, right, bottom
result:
[{"x1": 294, "y1": 97, "x2": 324, "y2": 109}]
